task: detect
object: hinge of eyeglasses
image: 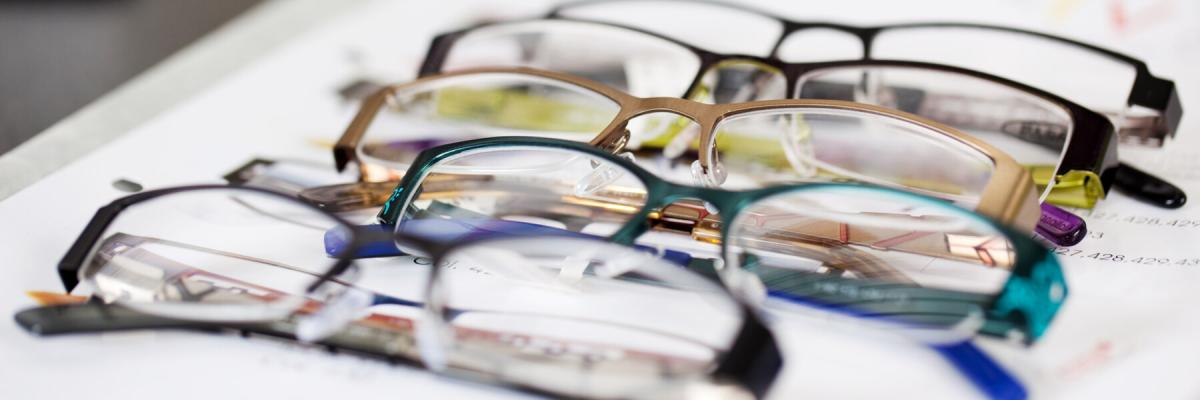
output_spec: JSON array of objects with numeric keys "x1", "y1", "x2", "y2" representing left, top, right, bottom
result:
[{"x1": 648, "y1": 201, "x2": 723, "y2": 244}]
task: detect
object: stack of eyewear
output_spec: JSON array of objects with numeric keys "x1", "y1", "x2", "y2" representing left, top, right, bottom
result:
[{"x1": 17, "y1": 1, "x2": 1187, "y2": 399}]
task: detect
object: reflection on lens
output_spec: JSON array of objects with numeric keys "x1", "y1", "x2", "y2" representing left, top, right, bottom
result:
[
  {"x1": 795, "y1": 66, "x2": 1073, "y2": 200},
  {"x1": 440, "y1": 20, "x2": 702, "y2": 97},
  {"x1": 359, "y1": 73, "x2": 622, "y2": 171},
  {"x1": 78, "y1": 189, "x2": 351, "y2": 322},
  {"x1": 429, "y1": 236, "x2": 743, "y2": 398},
  {"x1": 391, "y1": 146, "x2": 649, "y2": 240},
  {"x1": 725, "y1": 186, "x2": 1014, "y2": 325},
  {"x1": 711, "y1": 107, "x2": 995, "y2": 206}
]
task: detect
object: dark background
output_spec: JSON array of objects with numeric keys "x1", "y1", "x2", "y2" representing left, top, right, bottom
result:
[{"x1": 0, "y1": 0, "x2": 262, "y2": 155}]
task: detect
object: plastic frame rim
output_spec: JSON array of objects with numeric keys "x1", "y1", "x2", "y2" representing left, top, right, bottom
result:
[
  {"x1": 373, "y1": 136, "x2": 1066, "y2": 342},
  {"x1": 418, "y1": 17, "x2": 1121, "y2": 202},
  {"x1": 55, "y1": 184, "x2": 783, "y2": 399}
]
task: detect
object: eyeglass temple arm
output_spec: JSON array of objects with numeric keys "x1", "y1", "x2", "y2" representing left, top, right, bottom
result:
[
  {"x1": 1113, "y1": 162, "x2": 1186, "y2": 209},
  {"x1": 16, "y1": 302, "x2": 227, "y2": 336},
  {"x1": 15, "y1": 302, "x2": 426, "y2": 366},
  {"x1": 1129, "y1": 72, "x2": 1182, "y2": 143},
  {"x1": 58, "y1": 201, "x2": 129, "y2": 293},
  {"x1": 334, "y1": 89, "x2": 392, "y2": 173}
]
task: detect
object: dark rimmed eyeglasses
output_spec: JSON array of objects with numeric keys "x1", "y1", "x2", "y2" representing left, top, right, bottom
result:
[
  {"x1": 547, "y1": 0, "x2": 1182, "y2": 147},
  {"x1": 368, "y1": 136, "x2": 1067, "y2": 343},
  {"x1": 418, "y1": 14, "x2": 1185, "y2": 210},
  {"x1": 45, "y1": 184, "x2": 783, "y2": 399}
]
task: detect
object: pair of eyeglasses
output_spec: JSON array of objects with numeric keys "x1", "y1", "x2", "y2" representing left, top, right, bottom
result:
[
  {"x1": 15, "y1": 288, "x2": 1028, "y2": 400},
  {"x1": 47, "y1": 185, "x2": 782, "y2": 399},
  {"x1": 547, "y1": 0, "x2": 1182, "y2": 147},
  {"x1": 418, "y1": 16, "x2": 1183, "y2": 210},
  {"x1": 368, "y1": 135, "x2": 1066, "y2": 342},
  {"x1": 320, "y1": 68, "x2": 1090, "y2": 247}
]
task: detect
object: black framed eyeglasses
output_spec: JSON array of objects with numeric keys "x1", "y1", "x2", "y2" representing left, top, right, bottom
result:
[
  {"x1": 547, "y1": 0, "x2": 1182, "y2": 147},
  {"x1": 368, "y1": 136, "x2": 1067, "y2": 343},
  {"x1": 418, "y1": 13, "x2": 1184, "y2": 210},
  {"x1": 45, "y1": 185, "x2": 783, "y2": 399}
]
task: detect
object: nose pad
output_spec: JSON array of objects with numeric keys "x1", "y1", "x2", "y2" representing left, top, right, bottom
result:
[
  {"x1": 574, "y1": 152, "x2": 635, "y2": 197},
  {"x1": 690, "y1": 159, "x2": 728, "y2": 190},
  {"x1": 296, "y1": 286, "x2": 373, "y2": 343}
]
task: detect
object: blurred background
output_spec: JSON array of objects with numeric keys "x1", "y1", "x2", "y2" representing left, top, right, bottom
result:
[{"x1": 0, "y1": 0, "x2": 262, "y2": 154}]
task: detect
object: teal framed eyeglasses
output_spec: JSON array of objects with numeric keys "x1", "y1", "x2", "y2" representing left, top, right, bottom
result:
[{"x1": 371, "y1": 136, "x2": 1067, "y2": 343}]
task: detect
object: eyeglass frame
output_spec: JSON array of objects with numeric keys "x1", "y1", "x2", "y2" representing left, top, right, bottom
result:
[
  {"x1": 417, "y1": 19, "x2": 1121, "y2": 208},
  {"x1": 52, "y1": 184, "x2": 784, "y2": 399},
  {"x1": 546, "y1": 0, "x2": 1182, "y2": 145},
  {"x1": 335, "y1": 67, "x2": 1041, "y2": 232},
  {"x1": 371, "y1": 135, "x2": 1067, "y2": 342}
]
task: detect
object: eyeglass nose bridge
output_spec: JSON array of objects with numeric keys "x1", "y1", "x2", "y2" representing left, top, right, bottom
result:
[
  {"x1": 605, "y1": 101, "x2": 728, "y2": 186},
  {"x1": 608, "y1": 180, "x2": 738, "y2": 249},
  {"x1": 650, "y1": 182, "x2": 744, "y2": 220}
]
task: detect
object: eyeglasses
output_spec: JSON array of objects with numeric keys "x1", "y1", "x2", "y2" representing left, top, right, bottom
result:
[
  {"x1": 418, "y1": 17, "x2": 1183, "y2": 211},
  {"x1": 327, "y1": 68, "x2": 1053, "y2": 242},
  {"x1": 546, "y1": 0, "x2": 1182, "y2": 147},
  {"x1": 50, "y1": 185, "x2": 782, "y2": 399},
  {"x1": 15, "y1": 288, "x2": 1027, "y2": 400},
  {"x1": 370, "y1": 136, "x2": 1066, "y2": 342}
]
